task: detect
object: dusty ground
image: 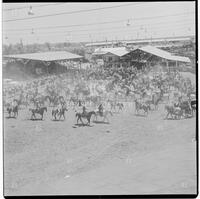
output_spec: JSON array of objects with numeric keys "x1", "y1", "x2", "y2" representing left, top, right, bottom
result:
[{"x1": 3, "y1": 101, "x2": 197, "y2": 196}]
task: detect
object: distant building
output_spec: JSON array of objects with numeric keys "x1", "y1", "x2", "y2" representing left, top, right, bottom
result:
[
  {"x1": 92, "y1": 47, "x2": 129, "y2": 67},
  {"x1": 86, "y1": 35, "x2": 195, "y2": 49}
]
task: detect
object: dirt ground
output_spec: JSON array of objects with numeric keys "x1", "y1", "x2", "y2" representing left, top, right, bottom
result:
[{"x1": 3, "y1": 101, "x2": 197, "y2": 196}]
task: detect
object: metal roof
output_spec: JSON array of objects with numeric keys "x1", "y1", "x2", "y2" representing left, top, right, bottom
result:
[
  {"x1": 3, "y1": 51, "x2": 83, "y2": 62},
  {"x1": 169, "y1": 55, "x2": 191, "y2": 63},
  {"x1": 93, "y1": 47, "x2": 129, "y2": 57},
  {"x1": 137, "y1": 46, "x2": 190, "y2": 63},
  {"x1": 139, "y1": 46, "x2": 172, "y2": 60}
]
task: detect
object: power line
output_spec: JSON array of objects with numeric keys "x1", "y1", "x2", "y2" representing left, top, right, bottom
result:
[
  {"x1": 3, "y1": 3, "x2": 156, "y2": 22},
  {"x1": 4, "y1": 22, "x2": 194, "y2": 40},
  {"x1": 4, "y1": 11, "x2": 194, "y2": 31},
  {"x1": 4, "y1": 18, "x2": 194, "y2": 36},
  {"x1": 3, "y1": 3, "x2": 66, "y2": 11},
  {"x1": 4, "y1": 18, "x2": 127, "y2": 32}
]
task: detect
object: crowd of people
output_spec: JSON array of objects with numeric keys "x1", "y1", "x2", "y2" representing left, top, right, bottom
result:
[{"x1": 3, "y1": 61, "x2": 196, "y2": 120}]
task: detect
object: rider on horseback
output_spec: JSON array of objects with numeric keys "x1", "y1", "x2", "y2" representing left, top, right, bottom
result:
[
  {"x1": 82, "y1": 106, "x2": 87, "y2": 116},
  {"x1": 78, "y1": 100, "x2": 82, "y2": 107},
  {"x1": 35, "y1": 101, "x2": 41, "y2": 112},
  {"x1": 57, "y1": 102, "x2": 62, "y2": 113},
  {"x1": 98, "y1": 103, "x2": 103, "y2": 116},
  {"x1": 11, "y1": 100, "x2": 16, "y2": 108}
]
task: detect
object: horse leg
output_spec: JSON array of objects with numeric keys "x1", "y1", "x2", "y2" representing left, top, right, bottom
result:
[
  {"x1": 87, "y1": 117, "x2": 90, "y2": 126},
  {"x1": 95, "y1": 114, "x2": 97, "y2": 122},
  {"x1": 80, "y1": 117, "x2": 84, "y2": 125},
  {"x1": 165, "y1": 112, "x2": 169, "y2": 119},
  {"x1": 59, "y1": 113, "x2": 62, "y2": 121}
]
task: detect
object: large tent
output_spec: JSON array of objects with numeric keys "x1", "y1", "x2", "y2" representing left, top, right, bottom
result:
[
  {"x1": 122, "y1": 45, "x2": 191, "y2": 70},
  {"x1": 137, "y1": 46, "x2": 190, "y2": 63},
  {"x1": 3, "y1": 51, "x2": 83, "y2": 62},
  {"x1": 3, "y1": 51, "x2": 83, "y2": 75}
]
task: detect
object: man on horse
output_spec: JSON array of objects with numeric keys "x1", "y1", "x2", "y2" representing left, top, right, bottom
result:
[
  {"x1": 98, "y1": 103, "x2": 104, "y2": 116},
  {"x1": 35, "y1": 100, "x2": 41, "y2": 112},
  {"x1": 82, "y1": 106, "x2": 87, "y2": 117},
  {"x1": 55, "y1": 102, "x2": 62, "y2": 113},
  {"x1": 78, "y1": 99, "x2": 82, "y2": 107},
  {"x1": 11, "y1": 99, "x2": 17, "y2": 108}
]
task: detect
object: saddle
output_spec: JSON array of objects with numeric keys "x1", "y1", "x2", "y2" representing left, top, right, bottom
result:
[{"x1": 82, "y1": 111, "x2": 87, "y2": 117}]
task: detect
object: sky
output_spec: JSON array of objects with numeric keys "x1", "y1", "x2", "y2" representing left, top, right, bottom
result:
[{"x1": 2, "y1": 2, "x2": 195, "y2": 45}]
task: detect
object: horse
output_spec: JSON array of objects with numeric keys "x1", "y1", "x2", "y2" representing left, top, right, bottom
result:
[
  {"x1": 190, "y1": 100, "x2": 196, "y2": 116},
  {"x1": 108, "y1": 100, "x2": 118, "y2": 112},
  {"x1": 145, "y1": 92, "x2": 161, "y2": 110},
  {"x1": 52, "y1": 109, "x2": 59, "y2": 120},
  {"x1": 179, "y1": 100, "x2": 193, "y2": 118},
  {"x1": 29, "y1": 107, "x2": 47, "y2": 120},
  {"x1": 116, "y1": 103, "x2": 124, "y2": 112},
  {"x1": 75, "y1": 111, "x2": 96, "y2": 125},
  {"x1": 94, "y1": 110, "x2": 113, "y2": 123},
  {"x1": 165, "y1": 105, "x2": 183, "y2": 120},
  {"x1": 7, "y1": 105, "x2": 19, "y2": 118},
  {"x1": 52, "y1": 107, "x2": 68, "y2": 120},
  {"x1": 58, "y1": 107, "x2": 68, "y2": 120},
  {"x1": 134, "y1": 99, "x2": 151, "y2": 115}
]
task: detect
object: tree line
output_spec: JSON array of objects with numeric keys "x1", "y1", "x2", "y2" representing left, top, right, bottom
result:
[{"x1": 3, "y1": 42, "x2": 86, "y2": 56}]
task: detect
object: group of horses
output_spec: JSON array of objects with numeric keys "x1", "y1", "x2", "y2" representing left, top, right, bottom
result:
[
  {"x1": 5, "y1": 95, "x2": 121, "y2": 125},
  {"x1": 164, "y1": 98, "x2": 196, "y2": 120},
  {"x1": 4, "y1": 67, "x2": 196, "y2": 123}
]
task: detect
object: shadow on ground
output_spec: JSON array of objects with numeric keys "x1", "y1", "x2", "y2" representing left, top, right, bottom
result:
[{"x1": 93, "y1": 121, "x2": 109, "y2": 124}]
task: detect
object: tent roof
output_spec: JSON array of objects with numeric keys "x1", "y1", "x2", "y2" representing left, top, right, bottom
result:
[
  {"x1": 169, "y1": 55, "x2": 191, "y2": 63},
  {"x1": 3, "y1": 51, "x2": 83, "y2": 62},
  {"x1": 139, "y1": 46, "x2": 172, "y2": 60},
  {"x1": 132, "y1": 46, "x2": 190, "y2": 63},
  {"x1": 93, "y1": 47, "x2": 129, "y2": 57}
]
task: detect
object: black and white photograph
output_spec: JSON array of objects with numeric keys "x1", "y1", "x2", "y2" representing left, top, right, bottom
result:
[{"x1": 2, "y1": 1, "x2": 197, "y2": 196}]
